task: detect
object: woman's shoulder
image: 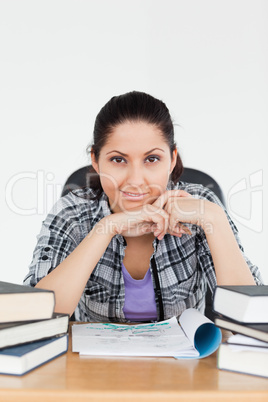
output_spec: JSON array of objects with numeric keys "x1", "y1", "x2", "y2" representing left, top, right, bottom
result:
[
  {"x1": 170, "y1": 180, "x2": 224, "y2": 206},
  {"x1": 47, "y1": 188, "x2": 108, "y2": 221}
]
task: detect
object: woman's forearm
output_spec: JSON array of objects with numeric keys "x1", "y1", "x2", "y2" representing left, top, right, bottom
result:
[
  {"x1": 35, "y1": 203, "x2": 170, "y2": 316},
  {"x1": 203, "y1": 202, "x2": 256, "y2": 286},
  {"x1": 35, "y1": 217, "x2": 114, "y2": 316}
]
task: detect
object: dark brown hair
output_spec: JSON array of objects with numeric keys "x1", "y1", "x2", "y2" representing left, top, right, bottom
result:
[{"x1": 86, "y1": 91, "x2": 183, "y2": 197}]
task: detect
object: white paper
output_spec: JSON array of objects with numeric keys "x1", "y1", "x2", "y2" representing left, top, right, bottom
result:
[
  {"x1": 179, "y1": 308, "x2": 213, "y2": 344},
  {"x1": 227, "y1": 334, "x2": 268, "y2": 352},
  {"x1": 72, "y1": 316, "x2": 199, "y2": 357}
]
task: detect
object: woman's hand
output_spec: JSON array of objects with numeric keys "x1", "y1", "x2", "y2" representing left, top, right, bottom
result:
[
  {"x1": 103, "y1": 204, "x2": 170, "y2": 240},
  {"x1": 103, "y1": 189, "x2": 218, "y2": 240},
  {"x1": 152, "y1": 189, "x2": 212, "y2": 237}
]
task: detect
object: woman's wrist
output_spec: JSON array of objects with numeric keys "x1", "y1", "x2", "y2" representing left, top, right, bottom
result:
[
  {"x1": 96, "y1": 215, "x2": 126, "y2": 237},
  {"x1": 198, "y1": 201, "x2": 226, "y2": 235},
  {"x1": 88, "y1": 216, "x2": 118, "y2": 239}
]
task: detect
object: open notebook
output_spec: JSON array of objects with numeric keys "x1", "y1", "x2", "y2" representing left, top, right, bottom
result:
[{"x1": 72, "y1": 308, "x2": 222, "y2": 359}]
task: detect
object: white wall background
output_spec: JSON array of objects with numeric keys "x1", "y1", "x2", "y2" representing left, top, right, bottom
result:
[{"x1": 1, "y1": 0, "x2": 267, "y2": 284}]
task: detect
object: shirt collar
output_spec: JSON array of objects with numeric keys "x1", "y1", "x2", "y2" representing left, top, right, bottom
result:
[
  {"x1": 98, "y1": 192, "x2": 126, "y2": 246},
  {"x1": 99, "y1": 192, "x2": 112, "y2": 217}
]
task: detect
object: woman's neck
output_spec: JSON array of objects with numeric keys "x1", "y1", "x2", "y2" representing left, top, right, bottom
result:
[{"x1": 123, "y1": 233, "x2": 155, "y2": 247}]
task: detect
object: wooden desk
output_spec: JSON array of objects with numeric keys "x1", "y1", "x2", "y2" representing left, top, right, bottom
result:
[{"x1": 0, "y1": 324, "x2": 267, "y2": 402}]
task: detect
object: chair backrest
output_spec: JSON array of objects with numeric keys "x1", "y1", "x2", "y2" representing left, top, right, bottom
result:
[
  {"x1": 62, "y1": 165, "x2": 226, "y2": 206},
  {"x1": 61, "y1": 166, "x2": 91, "y2": 197},
  {"x1": 179, "y1": 167, "x2": 226, "y2": 207},
  {"x1": 62, "y1": 165, "x2": 224, "y2": 321}
]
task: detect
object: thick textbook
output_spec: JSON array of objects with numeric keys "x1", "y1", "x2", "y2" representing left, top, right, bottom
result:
[
  {"x1": 72, "y1": 308, "x2": 222, "y2": 359},
  {"x1": 0, "y1": 313, "x2": 69, "y2": 349},
  {"x1": 213, "y1": 285, "x2": 268, "y2": 323},
  {"x1": 215, "y1": 316, "x2": 268, "y2": 343},
  {"x1": 217, "y1": 334, "x2": 268, "y2": 378},
  {"x1": 0, "y1": 334, "x2": 68, "y2": 376},
  {"x1": 0, "y1": 281, "x2": 55, "y2": 323}
]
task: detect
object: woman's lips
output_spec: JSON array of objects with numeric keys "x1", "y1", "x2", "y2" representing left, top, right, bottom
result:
[{"x1": 121, "y1": 191, "x2": 148, "y2": 200}]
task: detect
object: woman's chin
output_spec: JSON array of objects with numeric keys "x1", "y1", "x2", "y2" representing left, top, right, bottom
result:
[{"x1": 108, "y1": 193, "x2": 159, "y2": 213}]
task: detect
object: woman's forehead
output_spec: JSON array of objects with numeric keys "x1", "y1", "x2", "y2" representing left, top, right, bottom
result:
[{"x1": 104, "y1": 121, "x2": 167, "y2": 147}]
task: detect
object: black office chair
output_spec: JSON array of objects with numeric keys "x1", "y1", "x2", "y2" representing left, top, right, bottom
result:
[
  {"x1": 62, "y1": 166, "x2": 225, "y2": 321},
  {"x1": 62, "y1": 166, "x2": 226, "y2": 206},
  {"x1": 180, "y1": 167, "x2": 226, "y2": 208},
  {"x1": 61, "y1": 166, "x2": 93, "y2": 197}
]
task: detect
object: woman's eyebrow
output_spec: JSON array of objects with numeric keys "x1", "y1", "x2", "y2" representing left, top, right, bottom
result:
[
  {"x1": 106, "y1": 148, "x2": 165, "y2": 156},
  {"x1": 106, "y1": 150, "x2": 128, "y2": 156},
  {"x1": 144, "y1": 148, "x2": 165, "y2": 155}
]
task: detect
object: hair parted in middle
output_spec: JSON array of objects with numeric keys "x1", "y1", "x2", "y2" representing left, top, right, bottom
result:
[{"x1": 86, "y1": 91, "x2": 183, "y2": 197}]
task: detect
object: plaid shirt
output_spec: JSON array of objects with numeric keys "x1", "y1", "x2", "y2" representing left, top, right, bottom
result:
[{"x1": 24, "y1": 182, "x2": 263, "y2": 322}]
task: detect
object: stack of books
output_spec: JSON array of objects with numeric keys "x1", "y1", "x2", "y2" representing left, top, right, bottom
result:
[
  {"x1": 213, "y1": 285, "x2": 268, "y2": 378},
  {"x1": 0, "y1": 281, "x2": 69, "y2": 376}
]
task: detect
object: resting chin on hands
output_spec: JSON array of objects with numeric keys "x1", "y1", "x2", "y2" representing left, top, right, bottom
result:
[
  {"x1": 103, "y1": 203, "x2": 170, "y2": 240},
  {"x1": 103, "y1": 189, "x2": 223, "y2": 242},
  {"x1": 152, "y1": 189, "x2": 222, "y2": 239}
]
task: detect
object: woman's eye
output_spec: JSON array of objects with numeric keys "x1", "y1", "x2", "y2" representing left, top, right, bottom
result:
[
  {"x1": 111, "y1": 157, "x2": 125, "y2": 164},
  {"x1": 146, "y1": 156, "x2": 160, "y2": 163}
]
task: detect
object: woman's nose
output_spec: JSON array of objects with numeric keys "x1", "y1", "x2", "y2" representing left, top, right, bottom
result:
[{"x1": 125, "y1": 165, "x2": 145, "y2": 188}]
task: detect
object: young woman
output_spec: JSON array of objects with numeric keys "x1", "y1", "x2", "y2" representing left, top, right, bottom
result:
[{"x1": 24, "y1": 91, "x2": 263, "y2": 322}]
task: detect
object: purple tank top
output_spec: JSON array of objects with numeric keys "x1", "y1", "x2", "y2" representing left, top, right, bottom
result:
[{"x1": 122, "y1": 263, "x2": 157, "y2": 322}]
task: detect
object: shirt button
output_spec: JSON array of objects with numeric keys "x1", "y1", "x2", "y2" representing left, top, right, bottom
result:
[
  {"x1": 44, "y1": 247, "x2": 50, "y2": 252},
  {"x1": 41, "y1": 255, "x2": 49, "y2": 261}
]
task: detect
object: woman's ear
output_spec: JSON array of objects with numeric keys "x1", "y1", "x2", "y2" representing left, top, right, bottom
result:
[
  {"x1": 170, "y1": 148, "x2": 177, "y2": 174},
  {"x1": 91, "y1": 148, "x2": 99, "y2": 174}
]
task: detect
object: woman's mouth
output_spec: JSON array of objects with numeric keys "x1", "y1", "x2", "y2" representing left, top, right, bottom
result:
[{"x1": 121, "y1": 191, "x2": 148, "y2": 200}]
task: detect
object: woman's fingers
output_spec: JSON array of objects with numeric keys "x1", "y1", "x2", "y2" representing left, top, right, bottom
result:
[
  {"x1": 142, "y1": 204, "x2": 170, "y2": 239},
  {"x1": 109, "y1": 195, "x2": 194, "y2": 240},
  {"x1": 153, "y1": 189, "x2": 192, "y2": 210},
  {"x1": 152, "y1": 190, "x2": 194, "y2": 238},
  {"x1": 169, "y1": 221, "x2": 192, "y2": 236},
  {"x1": 112, "y1": 203, "x2": 170, "y2": 239}
]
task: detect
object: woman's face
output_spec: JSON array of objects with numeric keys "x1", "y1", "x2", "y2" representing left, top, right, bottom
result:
[{"x1": 91, "y1": 121, "x2": 177, "y2": 213}]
